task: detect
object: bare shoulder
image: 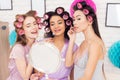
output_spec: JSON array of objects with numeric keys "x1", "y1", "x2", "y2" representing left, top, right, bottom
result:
[
  {"x1": 90, "y1": 38, "x2": 105, "y2": 50},
  {"x1": 88, "y1": 39, "x2": 105, "y2": 59},
  {"x1": 11, "y1": 43, "x2": 25, "y2": 52}
]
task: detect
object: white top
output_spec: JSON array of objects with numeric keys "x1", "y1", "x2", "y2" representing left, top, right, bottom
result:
[{"x1": 74, "y1": 50, "x2": 105, "y2": 80}]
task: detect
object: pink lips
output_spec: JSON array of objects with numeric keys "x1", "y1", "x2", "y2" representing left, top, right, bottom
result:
[
  {"x1": 73, "y1": 26, "x2": 78, "y2": 30},
  {"x1": 54, "y1": 29, "x2": 61, "y2": 33},
  {"x1": 31, "y1": 31, "x2": 38, "y2": 34}
]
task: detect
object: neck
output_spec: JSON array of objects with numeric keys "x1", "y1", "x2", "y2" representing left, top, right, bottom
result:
[
  {"x1": 53, "y1": 34, "x2": 66, "y2": 52},
  {"x1": 26, "y1": 38, "x2": 35, "y2": 47},
  {"x1": 83, "y1": 25, "x2": 97, "y2": 42},
  {"x1": 53, "y1": 34, "x2": 65, "y2": 44}
]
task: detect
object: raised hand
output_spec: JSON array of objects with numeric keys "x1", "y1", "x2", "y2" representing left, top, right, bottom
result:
[{"x1": 67, "y1": 26, "x2": 76, "y2": 42}]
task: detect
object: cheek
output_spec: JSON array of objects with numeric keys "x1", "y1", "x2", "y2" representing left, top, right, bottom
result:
[
  {"x1": 62, "y1": 25, "x2": 65, "y2": 30},
  {"x1": 24, "y1": 30, "x2": 31, "y2": 36},
  {"x1": 79, "y1": 20, "x2": 87, "y2": 28},
  {"x1": 35, "y1": 25, "x2": 39, "y2": 30},
  {"x1": 50, "y1": 26, "x2": 54, "y2": 32},
  {"x1": 61, "y1": 23, "x2": 66, "y2": 30}
]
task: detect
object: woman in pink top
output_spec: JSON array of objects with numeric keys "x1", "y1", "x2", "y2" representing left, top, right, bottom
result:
[{"x1": 7, "y1": 10, "x2": 41, "y2": 80}]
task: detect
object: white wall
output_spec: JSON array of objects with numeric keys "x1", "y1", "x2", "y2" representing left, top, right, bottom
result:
[
  {"x1": 0, "y1": 0, "x2": 120, "y2": 49},
  {"x1": 0, "y1": 0, "x2": 31, "y2": 31},
  {"x1": 94, "y1": 0, "x2": 120, "y2": 50}
]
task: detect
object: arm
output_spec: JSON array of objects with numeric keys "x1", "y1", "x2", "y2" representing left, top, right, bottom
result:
[
  {"x1": 65, "y1": 27, "x2": 76, "y2": 67},
  {"x1": 12, "y1": 44, "x2": 33, "y2": 80},
  {"x1": 15, "y1": 58, "x2": 33, "y2": 80},
  {"x1": 65, "y1": 40, "x2": 76, "y2": 67},
  {"x1": 79, "y1": 43, "x2": 103, "y2": 80}
]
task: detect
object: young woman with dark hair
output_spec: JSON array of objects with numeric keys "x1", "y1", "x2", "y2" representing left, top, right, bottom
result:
[
  {"x1": 30, "y1": 7, "x2": 78, "y2": 80},
  {"x1": 65, "y1": 0, "x2": 106, "y2": 80}
]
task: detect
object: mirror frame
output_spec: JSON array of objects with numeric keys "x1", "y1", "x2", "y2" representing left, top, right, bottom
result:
[
  {"x1": 31, "y1": 0, "x2": 46, "y2": 17},
  {"x1": 0, "y1": 0, "x2": 13, "y2": 10},
  {"x1": 105, "y1": 3, "x2": 120, "y2": 28}
]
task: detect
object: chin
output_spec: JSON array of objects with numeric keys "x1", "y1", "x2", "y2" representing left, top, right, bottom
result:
[
  {"x1": 54, "y1": 32, "x2": 61, "y2": 35},
  {"x1": 31, "y1": 35, "x2": 38, "y2": 38},
  {"x1": 54, "y1": 34, "x2": 59, "y2": 36},
  {"x1": 54, "y1": 34, "x2": 62, "y2": 37},
  {"x1": 75, "y1": 30, "x2": 80, "y2": 33},
  {"x1": 30, "y1": 37, "x2": 36, "y2": 39}
]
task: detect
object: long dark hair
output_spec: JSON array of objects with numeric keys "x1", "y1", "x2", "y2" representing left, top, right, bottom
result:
[{"x1": 73, "y1": 1, "x2": 102, "y2": 39}]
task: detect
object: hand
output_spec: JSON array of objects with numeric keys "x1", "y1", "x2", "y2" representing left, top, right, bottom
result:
[
  {"x1": 30, "y1": 73, "x2": 39, "y2": 80},
  {"x1": 30, "y1": 72, "x2": 44, "y2": 80},
  {"x1": 34, "y1": 69, "x2": 44, "y2": 77},
  {"x1": 67, "y1": 27, "x2": 76, "y2": 42}
]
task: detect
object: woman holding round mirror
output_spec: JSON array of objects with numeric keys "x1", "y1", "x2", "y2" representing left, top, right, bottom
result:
[{"x1": 30, "y1": 7, "x2": 78, "y2": 80}]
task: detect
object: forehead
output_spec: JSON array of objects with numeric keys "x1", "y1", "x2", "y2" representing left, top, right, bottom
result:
[
  {"x1": 73, "y1": 10, "x2": 85, "y2": 18},
  {"x1": 23, "y1": 16, "x2": 36, "y2": 24},
  {"x1": 50, "y1": 15, "x2": 63, "y2": 22}
]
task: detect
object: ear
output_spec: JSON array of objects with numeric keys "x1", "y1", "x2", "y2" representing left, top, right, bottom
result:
[
  {"x1": 89, "y1": 20, "x2": 93, "y2": 25},
  {"x1": 87, "y1": 15, "x2": 93, "y2": 25},
  {"x1": 87, "y1": 20, "x2": 93, "y2": 26}
]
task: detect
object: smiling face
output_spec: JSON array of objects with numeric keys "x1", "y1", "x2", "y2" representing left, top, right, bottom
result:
[
  {"x1": 73, "y1": 10, "x2": 90, "y2": 33},
  {"x1": 50, "y1": 15, "x2": 65, "y2": 37},
  {"x1": 23, "y1": 16, "x2": 39, "y2": 39}
]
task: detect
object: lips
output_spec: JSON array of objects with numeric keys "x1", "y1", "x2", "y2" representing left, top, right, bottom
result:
[
  {"x1": 31, "y1": 31, "x2": 38, "y2": 34},
  {"x1": 54, "y1": 29, "x2": 61, "y2": 33},
  {"x1": 73, "y1": 26, "x2": 78, "y2": 30}
]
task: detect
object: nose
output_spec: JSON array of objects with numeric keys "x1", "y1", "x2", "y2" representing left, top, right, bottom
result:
[
  {"x1": 31, "y1": 26, "x2": 38, "y2": 32},
  {"x1": 54, "y1": 23, "x2": 59, "y2": 29},
  {"x1": 32, "y1": 24, "x2": 38, "y2": 29},
  {"x1": 32, "y1": 26, "x2": 36, "y2": 30}
]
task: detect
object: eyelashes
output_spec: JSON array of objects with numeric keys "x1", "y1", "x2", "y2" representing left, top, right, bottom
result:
[
  {"x1": 73, "y1": 18, "x2": 81, "y2": 21},
  {"x1": 77, "y1": 18, "x2": 81, "y2": 20},
  {"x1": 50, "y1": 21, "x2": 63, "y2": 26},
  {"x1": 58, "y1": 21, "x2": 62, "y2": 24}
]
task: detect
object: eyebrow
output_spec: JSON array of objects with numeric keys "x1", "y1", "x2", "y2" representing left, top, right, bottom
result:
[
  {"x1": 50, "y1": 19, "x2": 62, "y2": 23},
  {"x1": 76, "y1": 15, "x2": 81, "y2": 18},
  {"x1": 57, "y1": 20, "x2": 62, "y2": 22},
  {"x1": 26, "y1": 21, "x2": 36, "y2": 25},
  {"x1": 26, "y1": 23, "x2": 31, "y2": 26}
]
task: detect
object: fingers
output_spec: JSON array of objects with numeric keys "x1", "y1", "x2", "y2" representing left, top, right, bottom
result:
[
  {"x1": 30, "y1": 72, "x2": 45, "y2": 80},
  {"x1": 30, "y1": 73, "x2": 39, "y2": 80},
  {"x1": 32, "y1": 77, "x2": 39, "y2": 80},
  {"x1": 37, "y1": 72, "x2": 45, "y2": 78},
  {"x1": 68, "y1": 27, "x2": 76, "y2": 35}
]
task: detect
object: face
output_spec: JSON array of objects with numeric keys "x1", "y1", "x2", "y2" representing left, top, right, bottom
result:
[
  {"x1": 73, "y1": 10, "x2": 90, "y2": 33},
  {"x1": 50, "y1": 15, "x2": 65, "y2": 36},
  {"x1": 23, "y1": 16, "x2": 39, "y2": 39}
]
